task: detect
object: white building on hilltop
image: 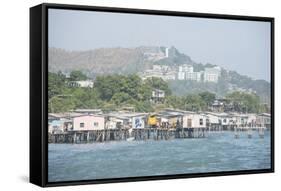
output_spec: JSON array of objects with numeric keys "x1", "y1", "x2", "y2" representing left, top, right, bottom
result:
[
  {"x1": 204, "y1": 66, "x2": 221, "y2": 83},
  {"x1": 141, "y1": 64, "x2": 176, "y2": 81},
  {"x1": 152, "y1": 65, "x2": 170, "y2": 72},
  {"x1": 186, "y1": 72, "x2": 202, "y2": 82},
  {"x1": 179, "y1": 64, "x2": 193, "y2": 73},
  {"x1": 177, "y1": 65, "x2": 202, "y2": 81},
  {"x1": 178, "y1": 71, "x2": 185, "y2": 80},
  {"x1": 178, "y1": 65, "x2": 193, "y2": 81}
]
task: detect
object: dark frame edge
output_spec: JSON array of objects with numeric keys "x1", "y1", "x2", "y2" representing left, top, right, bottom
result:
[
  {"x1": 42, "y1": 2, "x2": 274, "y2": 21},
  {"x1": 45, "y1": 169, "x2": 273, "y2": 187},
  {"x1": 30, "y1": 4, "x2": 47, "y2": 187},
  {"x1": 270, "y1": 18, "x2": 275, "y2": 172}
]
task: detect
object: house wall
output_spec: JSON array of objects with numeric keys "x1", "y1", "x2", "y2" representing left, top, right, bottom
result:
[
  {"x1": 73, "y1": 115, "x2": 105, "y2": 131},
  {"x1": 183, "y1": 114, "x2": 207, "y2": 128},
  {"x1": 168, "y1": 117, "x2": 180, "y2": 128},
  {"x1": 159, "y1": 116, "x2": 181, "y2": 128},
  {"x1": 246, "y1": 114, "x2": 257, "y2": 125},
  {"x1": 231, "y1": 115, "x2": 248, "y2": 126},
  {"x1": 48, "y1": 120, "x2": 65, "y2": 134},
  {"x1": 220, "y1": 116, "x2": 230, "y2": 126},
  {"x1": 207, "y1": 114, "x2": 220, "y2": 124},
  {"x1": 132, "y1": 117, "x2": 145, "y2": 129},
  {"x1": 106, "y1": 119, "x2": 120, "y2": 129},
  {"x1": 257, "y1": 115, "x2": 271, "y2": 126}
]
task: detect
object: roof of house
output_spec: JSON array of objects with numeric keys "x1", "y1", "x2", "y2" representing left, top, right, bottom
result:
[
  {"x1": 164, "y1": 108, "x2": 195, "y2": 114},
  {"x1": 205, "y1": 112, "x2": 231, "y2": 117},
  {"x1": 48, "y1": 112, "x2": 105, "y2": 119},
  {"x1": 152, "y1": 89, "x2": 165, "y2": 93},
  {"x1": 48, "y1": 112, "x2": 82, "y2": 119},
  {"x1": 157, "y1": 111, "x2": 183, "y2": 118},
  {"x1": 73, "y1": 109, "x2": 102, "y2": 114},
  {"x1": 106, "y1": 112, "x2": 147, "y2": 119},
  {"x1": 259, "y1": 113, "x2": 271, "y2": 117}
]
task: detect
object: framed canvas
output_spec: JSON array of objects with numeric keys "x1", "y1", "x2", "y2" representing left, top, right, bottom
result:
[{"x1": 30, "y1": 3, "x2": 274, "y2": 187}]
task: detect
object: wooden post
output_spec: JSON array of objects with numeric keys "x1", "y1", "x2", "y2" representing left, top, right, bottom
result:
[
  {"x1": 73, "y1": 132, "x2": 76, "y2": 143},
  {"x1": 87, "y1": 131, "x2": 90, "y2": 142}
]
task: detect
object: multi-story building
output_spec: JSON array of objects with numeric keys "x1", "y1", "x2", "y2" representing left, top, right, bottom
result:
[
  {"x1": 178, "y1": 71, "x2": 185, "y2": 80},
  {"x1": 162, "y1": 72, "x2": 176, "y2": 80},
  {"x1": 179, "y1": 64, "x2": 193, "y2": 73},
  {"x1": 186, "y1": 72, "x2": 202, "y2": 82},
  {"x1": 204, "y1": 66, "x2": 221, "y2": 83},
  {"x1": 141, "y1": 64, "x2": 176, "y2": 81},
  {"x1": 177, "y1": 65, "x2": 202, "y2": 82}
]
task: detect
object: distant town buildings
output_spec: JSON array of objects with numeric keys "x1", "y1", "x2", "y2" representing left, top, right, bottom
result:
[
  {"x1": 140, "y1": 64, "x2": 176, "y2": 81},
  {"x1": 140, "y1": 64, "x2": 221, "y2": 83},
  {"x1": 203, "y1": 66, "x2": 221, "y2": 83},
  {"x1": 186, "y1": 71, "x2": 202, "y2": 82},
  {"x1": 179, "y1": 64, "x2": 193, "y2": 73},
  {"x1": 177, "y1": 64, "x2": 201, "y2": 82}
]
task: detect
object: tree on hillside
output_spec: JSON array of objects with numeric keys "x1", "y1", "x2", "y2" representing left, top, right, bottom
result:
[
  {"x1": 166, "y1": 95, "x2": 184, "y2": 109},
  {"x1": 199, "y1": 91, "x2": 216, "y2": 108},
  {"x1": 183, "y1": 94, "x2": 206, "y2": 112},
  {"x1": 48, "y1": 71, "x2": 66, "y2": 99},
  {"x1": 120, "y1": 74, "x2": 142, "y2": 100},
  {"x1": 48, "y1": 96, "x2": 75, "y2": 113},
  {"x1": 94, "y1": 75, "x2": 117, "y2": 101},
  {"x1": 226, "y1": 91, "x2": 261, "y2": 113},
  {"x1": 111, "y1": 92, "x2": 132, "y2": 106},
  {"x1": 144, "y1": 77, "x2": 171, "y2": 96},
  {"x1": 69, "y1": 70, "x2": 87, "y2": 81}
]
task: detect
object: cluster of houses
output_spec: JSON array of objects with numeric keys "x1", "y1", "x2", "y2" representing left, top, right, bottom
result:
[
  {"x1": 48, "y1": 108, "x2": 271, "y2": 135},
  {"x1": 139, "y1": 64, "x2": 221, "y2": 83}
]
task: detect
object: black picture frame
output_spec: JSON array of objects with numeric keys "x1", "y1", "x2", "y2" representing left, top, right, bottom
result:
[{"x1": 30, "y1": 3, "x2": 275, "y2": 187}]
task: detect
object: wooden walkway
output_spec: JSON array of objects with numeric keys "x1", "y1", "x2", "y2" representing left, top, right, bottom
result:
[
  {"x1": 49, "y1": 127, "x2": 207, "y2": 143},
  {"x1": 48, "y1": 126, "x2": 267, "y2": 143},
  {"x1": 49, "y1": 129, "x2": 130, "y2": 143}
]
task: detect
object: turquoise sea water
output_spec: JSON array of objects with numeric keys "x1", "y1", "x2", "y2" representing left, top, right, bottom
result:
[{"x1": 48, "y1": 131, "x2": 271, "y2": 182}]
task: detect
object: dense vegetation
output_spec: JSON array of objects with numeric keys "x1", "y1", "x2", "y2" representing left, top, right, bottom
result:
[
  {"x1": 48, "y1": 71, "x2": 268, "y2": 114},
  {"x1": 49, "y1": 71, "x2": 171, "y2": 113}
]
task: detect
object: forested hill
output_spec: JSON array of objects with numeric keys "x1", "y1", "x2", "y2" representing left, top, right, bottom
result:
[
  {"x1": 49, "y1": 46, "x2": 270, "y2": 103},
  {"x1": 49, "y1": 47, "x2": 147, "y2": 76},
  {"x1": 49, "y1": 46, "x2": 200, "y2": 75}
]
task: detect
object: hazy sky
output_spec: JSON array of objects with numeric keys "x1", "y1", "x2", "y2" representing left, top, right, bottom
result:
[{"x1": 49, "y1": 9, "x2": 271, "y2": 81}]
